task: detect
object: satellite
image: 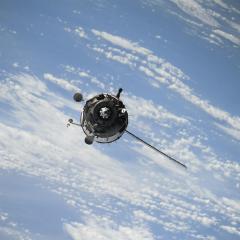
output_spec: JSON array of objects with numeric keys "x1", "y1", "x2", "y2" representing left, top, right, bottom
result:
[{"x1": 67, "y1": 88, "x2": 187, "y2": 169}]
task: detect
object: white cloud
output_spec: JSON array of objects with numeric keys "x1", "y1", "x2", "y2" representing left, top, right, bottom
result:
[
  {"x1": 220, "y1": 225, "x2": 240, "y2": 236},
  {"x1": 203, "y1": 32, "x2": 223, "y2": 46},
  {"x1": 43, "y1": 73, "x2": 80, "y2": 92},
  {"x1": 0, "y1": 226, "x2": 32, "y2": 240},
  {"x1": 91, "y1": 29, "x2": 152, "y2": 55},
  {"x1": 213, "y1": 0, "x2": 240, "y2": 14},
  {"x1": 134, "y1": 210, "x2": 158, "y2": 223},
  {"x1": 222, "y1": 197, "x2": 240, "y2": 212},
  {"x1": 226, "y1": 20, "x2": 240, "y2": 34},
  {"x1": 74, "y1": 27, "x2": 88, "y2": 39},
  {"x1": 0, "y1": 212, "x2": 8, "y2": 222},
  {"x1": 64, "y1": 26, "x2": 88, "y2": 39},
  {"x1": 170, "y1": 0, "x2": 219, "y2": 27},
  {"x1": 64, "y1": 219, "x2": 154, "y2": 240},
  {"x1": 190, "y1": 233, "x2": 216, "y2": 240},
  {"x1": 90, "y1": 77, "x2": 105, "y2": 89},
  {"x1": 139, "y1": 65, "x2": 159, "y2": 79},
  {"x1": 0, "y1": 211, "x2": 32, "y2": 240},
  {"x1": 212, "y1": 0, "x2": 229, "y2": 10},
  {"x1": 168, "y1": 80, "x2": 240, "y2": 135},
  {"x1": 12, "y1": 62, "x2": 19, "y2": 68},
  {"x1": 63, "y1": 65, "x2": 105, "y2": 89},
  {"x1": 92, "y1": 46, "x2": 135, "y2": 68},
  {"x1": 144, "y1": 0, "x2": 239, "y2": 48},
  {"x1": 214, "y1": 122, "x2": 240, "y2": 140},
  {"x1": 213, "y1": 29, "x2": 240, "y2": 46},
  {"x1": 125, "y1": 94, "x2": 188, "y2": 125}
]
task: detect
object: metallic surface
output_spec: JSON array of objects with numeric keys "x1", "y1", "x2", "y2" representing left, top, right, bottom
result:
[{"x1": 81, "y1": 93, "x2": 128, "y2": 143}]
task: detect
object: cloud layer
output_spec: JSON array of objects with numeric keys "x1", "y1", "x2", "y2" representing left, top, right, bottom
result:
[{"x1": 0, "y1": 69, "x2": 239, "y2": 239}]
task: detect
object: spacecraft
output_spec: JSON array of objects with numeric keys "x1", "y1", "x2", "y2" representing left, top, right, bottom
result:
[{"x1": 67, "y1": 88, "x2": 187, "y2": 169}]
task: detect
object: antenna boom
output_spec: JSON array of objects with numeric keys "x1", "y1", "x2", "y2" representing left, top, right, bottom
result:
[{"x1": 125, "y1": 130, "x2": 187, "y2": 169}]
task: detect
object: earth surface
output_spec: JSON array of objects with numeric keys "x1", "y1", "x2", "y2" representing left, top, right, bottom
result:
[{"x1": 0, "y1": 0, "x2": 240, "y2": 239}]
